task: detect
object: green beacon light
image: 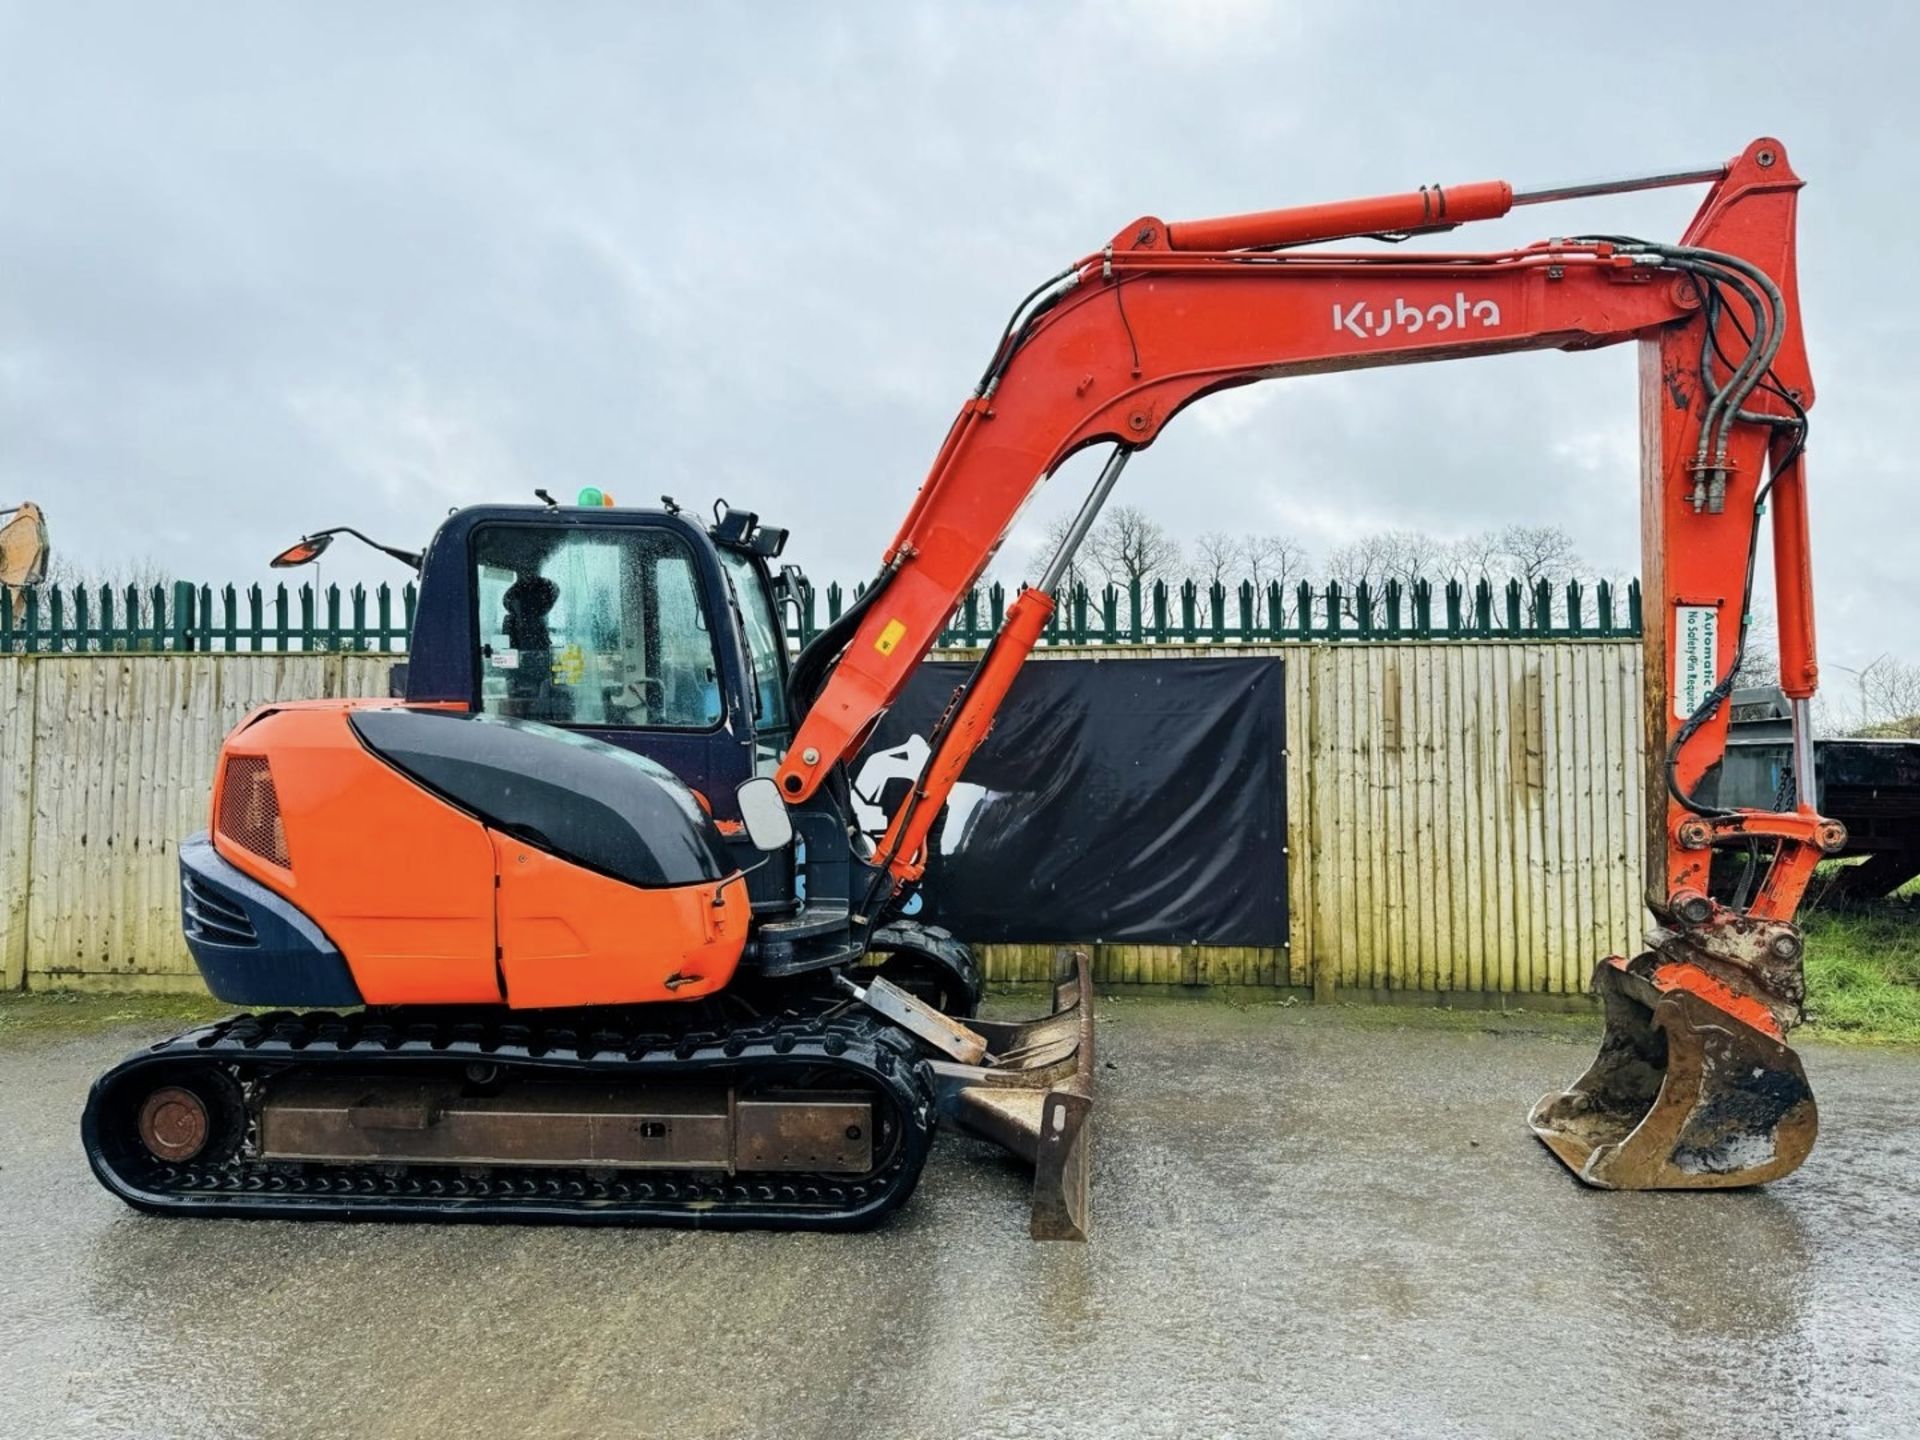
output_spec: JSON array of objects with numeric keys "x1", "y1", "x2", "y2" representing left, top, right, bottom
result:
[{"x1": 576, "y1": 486, "x2": 604, "y2": 507}]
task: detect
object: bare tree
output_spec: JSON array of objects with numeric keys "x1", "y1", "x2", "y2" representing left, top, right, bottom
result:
[
  {"x1": 1493, "y1": 523, "x2": 1582, "y2": 591},
  {"x1": 1408, "y1": 523, "x2": 1588, "y2": 623},
  {"x1": 1732, "y1": 600, "x2": 1780, "y2": 689},
  {"x1": 1190, "y1": 530, "x2": 1242, "y2": 632},
  {"x1": 1815, "y1": 654, "x2": 1920, "y2": 737},
  {"x1": 1241, "y1": 533, "x2": 1309, "y2": 624},
  {"x1": 1324, "y1": 529, "x2": 1445, "y2": 620},
  {"x1": 1857, "y1": 657, "x2": 1920, "y2": 737},
  {"x1": 1500, "y1": 523, "x2": 1581, "y2": 624},
  {"x1": 14, "y1": 550, "x2": 179, "y2": 649},
  {"x1": 1809, "y1": 690, "x2": 1849, "y2": 740},
  {"x1": 42, "y1": 551, "x2": 178, "y2": 625},
  {"x1": 1326, "y1": 529, "x2": 1442, "y2": 590},
  {"x1": 44, "y1": 550, "x2": 175, "y2": 594},
  {"x1": 1038, "y1": 512, "x2": 1093, "y2": 596},
  {"x1": 1193, "y1": 531, "x2": 1239, "y2": 591},
  {"x1": 1085, "y1": 504, "x2": 1182, "y2": 590},
  {"x1": 1439, "y1": 529, "x2": 1505, "y2": 585}
]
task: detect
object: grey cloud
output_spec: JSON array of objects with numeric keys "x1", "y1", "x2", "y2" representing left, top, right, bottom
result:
[{"x1": 2, "y1": 1, "x2": 1914, "y2": 671}]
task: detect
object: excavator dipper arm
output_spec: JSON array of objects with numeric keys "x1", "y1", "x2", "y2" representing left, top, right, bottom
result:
[{"x1": 780, "y1": 138, "x2": 1834, "y2": 1191}]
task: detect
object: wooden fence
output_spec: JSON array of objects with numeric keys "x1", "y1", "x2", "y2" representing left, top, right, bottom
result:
[
  {"x1": 0, "y1": 653, "x2": 397, "y2": 993},
  {"x1": 0, "y1": 641, "x2": 1645, "y2": 1004}
]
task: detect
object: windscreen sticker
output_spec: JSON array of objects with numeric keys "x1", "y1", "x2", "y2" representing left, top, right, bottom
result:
[
  {"x1": 1675, "y1": 605, "x2": 1719, "y2": 718},
  {"x1": 875, "y1": 619, "x2": 908, "y2": 656}
]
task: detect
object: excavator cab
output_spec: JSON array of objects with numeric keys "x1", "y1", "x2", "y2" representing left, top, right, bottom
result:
[
  {"x1": 413, "y1": 505, "x2": 773, "y2": 799},
  {"x1": 394, "y1": 503, "x2": 814, "y2": 927}
]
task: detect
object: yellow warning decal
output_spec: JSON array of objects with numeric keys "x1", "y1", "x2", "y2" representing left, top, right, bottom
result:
[{"x1": 874, "y1": 619, "x2": 908, "y2": 656}]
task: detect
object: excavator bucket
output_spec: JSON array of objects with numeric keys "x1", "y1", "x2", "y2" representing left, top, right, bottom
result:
[
  {"x1": 927, "y1": 951, "x2": 1094, "y2": 1240},
  {"x1": 1529, "y1": 957, "x2": 1817, "y2": 1189},
  {"x1": 1, "y1": 499, "x2": 49, "y2": 625}
]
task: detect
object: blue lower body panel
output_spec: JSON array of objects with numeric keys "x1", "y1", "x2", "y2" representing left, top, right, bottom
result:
[{"x1": 180, "y1": 832, "x2": 363, "y2": 1007}]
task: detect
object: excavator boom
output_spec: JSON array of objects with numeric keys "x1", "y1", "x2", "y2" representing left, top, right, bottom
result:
[{"x1": 784, "y1": 137, "x2": 1833, "y2": 1190}]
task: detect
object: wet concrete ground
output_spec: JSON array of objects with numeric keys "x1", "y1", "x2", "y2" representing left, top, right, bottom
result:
[{"x1": 3, "y1": 999, "x2": 1916, "y2": 1440}]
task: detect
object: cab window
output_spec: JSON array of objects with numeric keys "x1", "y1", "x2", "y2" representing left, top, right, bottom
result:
[
  {"x1": 472, "y1": 524, "x2": 722, "y2": 730},
  {"x1": 718, "y1": 548, "x2": 789, "y2": 732}
]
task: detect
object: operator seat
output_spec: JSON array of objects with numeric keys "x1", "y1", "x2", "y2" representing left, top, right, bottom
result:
[{"x1": 500, "y1": 573, "x2": 573, "y2": 723}]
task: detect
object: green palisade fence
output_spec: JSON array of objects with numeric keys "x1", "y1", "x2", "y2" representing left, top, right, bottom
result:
[
  {"x1": 4, "y1": 575, "x2": 1640, "y2": 654},
  {"x1": 2, "y1": 581, "x2": 419, "y2": 654},
  {"x1": 794, "y1": 574, "x2": 1640, "y2": 648}
]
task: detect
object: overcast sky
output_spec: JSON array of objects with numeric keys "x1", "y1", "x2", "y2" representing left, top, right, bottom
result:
[{"x1": 3, "y1": 1, "x2": 1915, "y2": 674}]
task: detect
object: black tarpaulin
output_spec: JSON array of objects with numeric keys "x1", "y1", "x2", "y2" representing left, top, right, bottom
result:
[{"x1": 852, "y1": 656, "x2": 1286, "y2": 945}]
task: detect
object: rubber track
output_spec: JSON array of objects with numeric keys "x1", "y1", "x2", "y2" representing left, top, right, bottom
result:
[{"x1": 83, "y1": 1004, "x2": 938, "y2": 1231}]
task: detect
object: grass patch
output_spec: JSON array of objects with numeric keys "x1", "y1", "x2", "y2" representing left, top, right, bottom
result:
[
  {"x1": 0, "y1": 990, "x2": 229, "y2": 1045},
  {"x1": 1801, "y1": 896, "x2": 1920, "y2": 1045}
]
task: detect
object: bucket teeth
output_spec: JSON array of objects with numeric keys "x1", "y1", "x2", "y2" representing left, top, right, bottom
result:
[{"x1": 1530, "y1": 960, "x2": 1816, "y2": 1189}]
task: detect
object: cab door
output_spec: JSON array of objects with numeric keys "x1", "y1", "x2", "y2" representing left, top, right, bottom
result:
[{"x1": 715, "y1": 545, "x2": 799, "y2": 908}]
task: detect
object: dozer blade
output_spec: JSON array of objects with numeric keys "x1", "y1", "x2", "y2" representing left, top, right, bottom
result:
[
  {"x1": 927, "y1": 950, "x2": 1094, "y2": 1240},
  {"x1": 1529, "y1": 956, "x2": 1816, "y2": 1189}
]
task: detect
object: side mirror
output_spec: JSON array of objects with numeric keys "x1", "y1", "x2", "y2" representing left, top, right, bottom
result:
[
  {"x1": 735, "y1": 776, "x2": 794, "y2": 852},
  {"x1": 271, "y1": 533, "x2": 334, "y2": 567},
  {"x1": 268, "y1": 527, "x2": 422, "y2": 571}
]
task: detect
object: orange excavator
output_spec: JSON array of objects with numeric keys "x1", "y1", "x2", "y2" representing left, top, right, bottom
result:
[
  {"x1": 85, "y1": 138, "x2": 1836, "y2": 1238},
  {"x1": 1, "y1": 500, "x2": 49, "y2": 625}
]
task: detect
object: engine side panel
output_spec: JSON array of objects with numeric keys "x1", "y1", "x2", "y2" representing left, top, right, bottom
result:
[
  {"x1": 215, "y1": 704, "x2": 502, "y2": 1005},
  {"x1": 207, "y1": 701, "x2": 753, "y2": 1009},
  {"x1": 491, "y1": 831, "x2": 748, "y2": 1007},
  {"x1": 349, "y1": 708, "x2": 734, "y2": 889}
]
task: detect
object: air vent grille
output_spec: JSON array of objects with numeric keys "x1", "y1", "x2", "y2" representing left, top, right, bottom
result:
[
  {"x1": 182, "y1": 873, "x2": 258, "y2": 947},
  {"x1": 217, "y1": 755, "x2": 290, "y2": 869}
]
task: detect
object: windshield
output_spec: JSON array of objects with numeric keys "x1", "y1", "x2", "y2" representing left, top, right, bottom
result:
[{"x1": 472, "y1": 524, "x2": 722, "y2": 730}]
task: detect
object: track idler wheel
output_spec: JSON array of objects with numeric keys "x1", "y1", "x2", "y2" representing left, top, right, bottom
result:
[
  {"x1": 1529, "y1": 958, "x2": 1816, "y2": 1189},
  {"x1": 106, "y1": 1067, "x2": 247, "y2": 1173},
  {"x1": 137, "y1": 1086, "x2": 214, "y2": 1161}
]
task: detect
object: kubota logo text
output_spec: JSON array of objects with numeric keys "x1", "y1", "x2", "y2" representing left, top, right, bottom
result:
[{"x1": 1333, "y1": 293, "x2": 1502, "y2": 339}]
